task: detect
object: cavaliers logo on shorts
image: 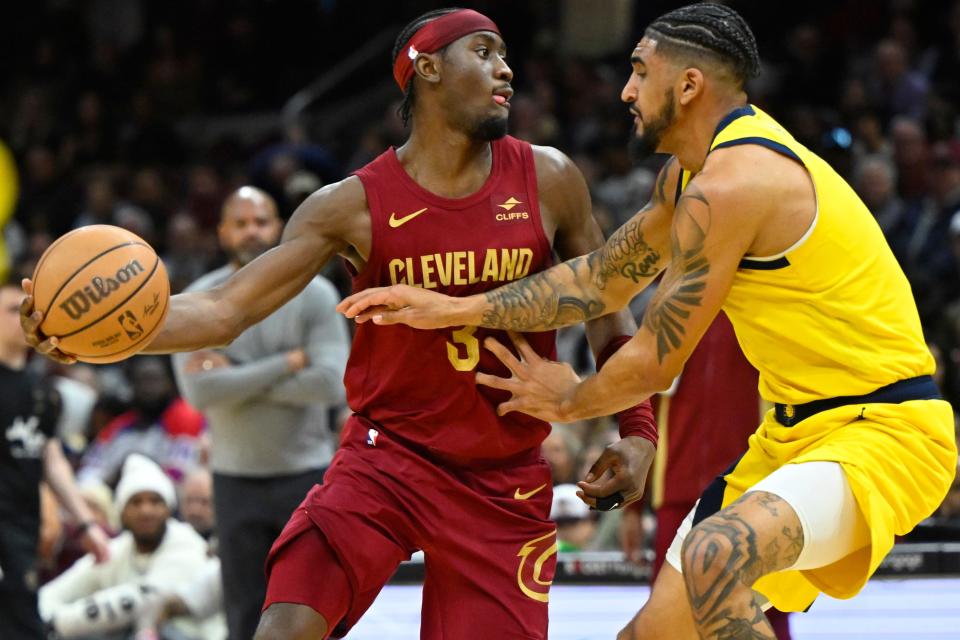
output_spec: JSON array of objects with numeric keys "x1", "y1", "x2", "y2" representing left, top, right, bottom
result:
[{"x1": 516, "y1": 531, "x2": 558, "y2": 602}]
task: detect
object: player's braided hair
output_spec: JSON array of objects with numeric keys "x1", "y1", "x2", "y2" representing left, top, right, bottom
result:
[
  {"x1": 392, "y1": 8, "x2": 463, "y2": 127},
  {"x1": 646, "y1": 3, "x2": 760, "y2": 87}
]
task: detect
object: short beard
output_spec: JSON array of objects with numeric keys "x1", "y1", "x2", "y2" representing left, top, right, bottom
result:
[
  {"x1": 629, "y1": 90, "x2": 676, "y2": 164},
  {"x1": 226, "y1": 242, "x2": 272, "y2": 268},
  {"x1": 471, "y1": 115, "x2": 509, "y2": 141},
  {"x1": 132, "y1": 520, "x2": 167, "y2": 552}
]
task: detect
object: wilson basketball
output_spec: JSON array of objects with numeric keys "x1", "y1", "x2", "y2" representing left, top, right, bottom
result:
[{"x1": 31, "y1": 225, "x2": 170, "y2": 364}]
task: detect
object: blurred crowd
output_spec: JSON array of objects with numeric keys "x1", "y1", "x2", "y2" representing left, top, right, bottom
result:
[{"x1": 3, "y1": 1, "x2": 960, "y2": 638}]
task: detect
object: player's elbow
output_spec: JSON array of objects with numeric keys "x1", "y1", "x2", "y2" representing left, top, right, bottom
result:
[{"x1": 647, "y1": 371, "x2": 676, "y2": 394}]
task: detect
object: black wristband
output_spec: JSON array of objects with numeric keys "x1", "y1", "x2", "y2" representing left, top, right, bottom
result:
[{"x1": 594, "y1": 491, "x2": 625, "y2": 512}]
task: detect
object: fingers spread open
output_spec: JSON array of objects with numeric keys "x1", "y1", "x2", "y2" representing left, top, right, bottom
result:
[
  {"x1": 483, "y1": 337, "x2": 523, "y2": 376},
  {"x1": 507, "y1": 331, "x2": 538, "y2": 362},
  {"x1": 475, "y1": 371, "x2": 514, "y2": 392}
]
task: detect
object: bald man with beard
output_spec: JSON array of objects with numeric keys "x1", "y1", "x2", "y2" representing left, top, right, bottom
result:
[{"x1": 171, "y1": 187, "x2": 350, "y2": 640}]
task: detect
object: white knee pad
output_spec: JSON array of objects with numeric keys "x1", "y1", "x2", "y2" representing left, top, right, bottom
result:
[
  {"x1": 746, "y1": 461, "x2": 871, "y2": 570},
  {"x1": 665, "y1": 462, "x2": 871, "y2": 575}
]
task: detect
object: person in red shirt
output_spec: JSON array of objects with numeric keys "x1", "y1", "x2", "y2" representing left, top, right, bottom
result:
[{"x1": 22, "y1": 9, "x2": 658, "y2": 640}]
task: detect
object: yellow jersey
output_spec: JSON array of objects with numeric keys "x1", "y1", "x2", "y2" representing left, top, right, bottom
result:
[
  {"x1": 678, "y1": 105, "x2": 933, "y2": 406},
  {"x1": 675, "y1": 105, "x2": 956, "y2": 612}
]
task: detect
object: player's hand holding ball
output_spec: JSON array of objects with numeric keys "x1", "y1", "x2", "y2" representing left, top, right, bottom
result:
[{"x1": 21, "y1": 225, "x2": 170, "y2": 364}]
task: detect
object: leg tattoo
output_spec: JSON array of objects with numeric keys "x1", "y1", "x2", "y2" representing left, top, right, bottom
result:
[{"x1": 681, "y1": 492, "x2": 804, "y2": 639}]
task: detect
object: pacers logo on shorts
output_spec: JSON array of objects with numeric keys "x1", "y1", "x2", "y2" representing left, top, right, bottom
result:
[{"x1": 516, "y1": 531, "x2": 557, "y2": 603}]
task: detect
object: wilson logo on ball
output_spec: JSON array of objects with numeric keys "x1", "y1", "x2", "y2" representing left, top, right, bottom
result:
[{"x1": 58, "y1": 259, "x2": 146, "y2": 320}]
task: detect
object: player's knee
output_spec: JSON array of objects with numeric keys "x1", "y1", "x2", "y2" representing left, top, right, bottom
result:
[
  {"x1": 680, "y1": 519, "x2": 754, "y2": 587},
  {"x1": 254, "y1": 603, "x2": 329, "y2": 640}
]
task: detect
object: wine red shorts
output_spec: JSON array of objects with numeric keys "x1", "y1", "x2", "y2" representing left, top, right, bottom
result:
[{"x1": 264, "y1": 415, "x2": 557, "y2": 639}]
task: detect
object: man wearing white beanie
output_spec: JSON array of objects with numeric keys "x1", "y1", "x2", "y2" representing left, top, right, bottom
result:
[{"x1": 39, "y1": 454, "x2": 220, "y2": 639}]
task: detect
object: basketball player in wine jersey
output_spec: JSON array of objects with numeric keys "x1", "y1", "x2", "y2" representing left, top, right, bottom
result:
[{"x1": 22, "y1": 8, "x2": 659, "y2": 640}]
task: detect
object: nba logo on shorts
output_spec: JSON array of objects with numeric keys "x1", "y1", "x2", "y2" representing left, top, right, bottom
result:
[{"x1": 367, "y1": 428, "x2": 379, "y2": 447}]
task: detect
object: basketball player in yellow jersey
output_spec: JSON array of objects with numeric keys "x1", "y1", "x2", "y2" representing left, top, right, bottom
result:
[{"x1": 339, "y1": 3, "x2": 958, "y2": 639}]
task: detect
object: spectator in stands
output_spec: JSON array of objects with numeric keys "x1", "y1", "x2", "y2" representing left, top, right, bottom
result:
[
  {"x1": 854, "y1": 155, "x2": 916, "y2": 262},
  {"x1": 172, "y1": 186, "x2": 349, "y2": 640},
  {"x1": 870, "y1": 39, "x2": 929, "y2": 122},
  {"x1": 40, "y1": 453, "x2": 217, "y2": 639},
  {"x1": 542, "y1": 426, "x2": 582, "y2": 485},
  {"x1": 161, "y1": 211, "x2": 215, "y2": 294},
  {"x1": 134, "y1": 558, "x2": 225, "y2": 640},
  {"x1": 79, "y1": 356, "x2": 206, "y2": 486},
  {"x1": 551, "y1": 484, "x2": 596, "y2": 552},
  {"x1": 180, "y1": 467, "x2": 215, "y2": 542}
]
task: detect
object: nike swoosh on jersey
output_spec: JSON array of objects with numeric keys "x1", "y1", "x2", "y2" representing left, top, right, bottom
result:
[
  {"x1": 514, "y1": 483, "x2": 547, "y2": 500},
  {"x1": 388, "y1": 207, "x2": 429, "y2": 228}
]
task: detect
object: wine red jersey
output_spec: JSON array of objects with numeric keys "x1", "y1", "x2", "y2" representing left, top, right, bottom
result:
[{"x1": 348, "y1": 136, "x2": 557, "y2": 468}]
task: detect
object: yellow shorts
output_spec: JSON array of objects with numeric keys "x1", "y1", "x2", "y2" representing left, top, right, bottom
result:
[{"x1": 705, "y1": 398, "x2": 956, "y2": 612}]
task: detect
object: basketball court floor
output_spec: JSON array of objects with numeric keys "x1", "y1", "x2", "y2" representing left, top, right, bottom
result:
[{"x1": 347, "y1": 577, "x2": 960, "y2": 639}]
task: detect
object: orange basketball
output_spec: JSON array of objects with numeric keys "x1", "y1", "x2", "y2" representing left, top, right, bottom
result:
[{"x1": 31, "y1": 225, "x2": 170, "y2": 364}]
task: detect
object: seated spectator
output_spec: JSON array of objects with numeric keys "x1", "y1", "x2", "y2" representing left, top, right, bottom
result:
[
  {"x1": 180, "y1": 467, "x2": 215, "y2": 542},
  {"x1": 79, "y1": 356, "x2": 205, "y2": 486},
  {"x1": 40, "y1": 454, "x2": 214, "y2": 639},
  {"x1": 134, "y1": 557, "x2": 225, "y2": 640},
  {"x1": 551, "y1": 484, "x2": 596, "y2": 552},
  {"x1": 542, "y1": 425, "x2": 582, "y2": 485}
]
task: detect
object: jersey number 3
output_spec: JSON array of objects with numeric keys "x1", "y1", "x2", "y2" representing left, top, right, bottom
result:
[{"x1": 447, "y1": 325, "x2": 480, "y2": 371}]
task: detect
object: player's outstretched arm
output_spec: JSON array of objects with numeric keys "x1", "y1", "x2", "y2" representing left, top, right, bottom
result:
[
  {"x1": 21, "y1": 179, "x2": 365, "y2": 360},
  {"x1": 337, "y1": 158, "x2": 678, "y2": 330}
]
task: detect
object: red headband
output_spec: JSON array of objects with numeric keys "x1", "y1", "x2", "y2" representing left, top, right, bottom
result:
[{"x1": 393, "y1": 9, "x2": 501, "y2": 90}]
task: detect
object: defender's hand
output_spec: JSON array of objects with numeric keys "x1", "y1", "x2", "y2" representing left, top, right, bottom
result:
[
  {"x1": 476, "y1": 332, "x2": 581, "y2": 422},
  {"x1": 19, "y1": 279, "x2": 77, "y2": 364},
  {"x1": 337, "y1": 284, "x2": 465, "y2": 329},
  {"x1": 576, "y1": 436, "x2": 655, "y2": 510}
]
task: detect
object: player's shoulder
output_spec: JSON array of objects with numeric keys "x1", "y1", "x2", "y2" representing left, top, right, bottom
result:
[
  {"x1": 700, "y1": 143, "x2": 805, "y2": 199},
  {"x1": 286, "y1": 175, "x2": 370, "y2": 245},
  {"x1": 300, "y1": 175, "x2": 368, "y2": 218},
  {"x1": 530, "y1": 144, "x2": 589, "y2": 205},
  {"x1": 530, "y1": 144, "x2": 578, "y2": 180}
]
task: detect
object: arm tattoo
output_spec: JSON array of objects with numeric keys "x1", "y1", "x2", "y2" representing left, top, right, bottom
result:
[
  {"x1": 593, "y1": 156, "x2": 673, "y2": 289},
  {"x1": 654, "y1": 156, "x2": 675, "y2": 205},
  {"x1": 478, "y1": 159, "x2": 676, "y2": 332},
  {"x1": 481, "y1": 255, "x2": 606, "y2": 331},
  {"x1": 642, "y1": 184, "x2": 711, "y2": 363},
  {"x1": 596, "y1": 218, "x2": 661, "y2": 288}
]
